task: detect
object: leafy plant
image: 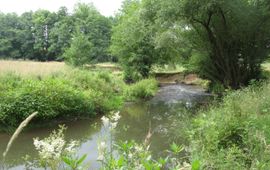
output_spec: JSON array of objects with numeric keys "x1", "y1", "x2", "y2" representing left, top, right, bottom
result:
[
  {"x1": 125, "y1": 78, "x2": 158, "y2": 101},
  {"x1": 62, "y1": 154, "x2": 87, "y2": 170}
]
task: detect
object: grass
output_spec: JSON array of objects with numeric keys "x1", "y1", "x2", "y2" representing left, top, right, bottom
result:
[
  {"x1": 189, "y1": 81, "x2": 270, "y2": 169},
  {"x1": 151, "y1": 64, "x2": 186, "y2": 74},
  {"x1": 0, "y1": 60, "x2": 67, "y2": 76}
]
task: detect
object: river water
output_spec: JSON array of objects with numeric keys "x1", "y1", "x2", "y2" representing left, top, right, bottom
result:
[{"x1": 0, "y1": 84, "x2": 211, "y2": 169}]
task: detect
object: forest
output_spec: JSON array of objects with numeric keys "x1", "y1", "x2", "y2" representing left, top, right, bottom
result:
[{"x1": 1, "y1": 0, "x2": 270, "y2": 169}]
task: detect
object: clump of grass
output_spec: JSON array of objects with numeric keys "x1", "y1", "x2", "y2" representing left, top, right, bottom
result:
[
  {"x1": 189, "y1": 81, "x2": 270, "y2": 169},
  {"x1": 124, "y1": 78, "x2": 158, "y2": 101}
]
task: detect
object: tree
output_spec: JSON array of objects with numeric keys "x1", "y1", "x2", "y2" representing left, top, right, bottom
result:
[
  {"x1": 64, "y1": 32, "x2": 94, "y2": 66},
  {"x1": 0, "y1": 13, "x2": 21, "y2": 59},
  {"x1": 71, "y1": 3, "x2": 112, "y2": 63},
  {"x1": 32, "y1": 10, "x2": 59, "y2": 61},
  {"x1": 111, "y1": 0, "x2": 167, "y2": 81},
  {"x1": 19, "y1": 12, "x2": 35, "y2": 60},
  {"x1": 48, "y1": 7, "x2": 74, "y2": 61},
  {"x1": 158, "y1": 0, "x2": 270, "y2": 89}
]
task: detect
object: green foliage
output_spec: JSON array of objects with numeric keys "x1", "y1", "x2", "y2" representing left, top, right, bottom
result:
[
  {"x1": 64, "y1": 33, "x2": 94, "y2": 66},
  {"x1": 112, "y1": 0, "x2": 270, "y2": 88},
  {"x1": 65, "y1": 3, "x2": 112, "y2": 64},
  {"x1": 0, "y1": 3, "x2": 112, "y2": 63},
  {"x1": 0, "y1": 69, "x2": 158, "y2": 129},
  {"x1": 124, "y1": 78, "x2": 158, "y2": 101},
  {"x1": 100, "y1": 141, "x2": 167, "y2": 170},
  {"x1": 0, "y1": 78, "x2": 95, "y2": 127},
  {"x1": 0, "y1": 70, "x2": 126, "y2": 129},
  {"x1": 190, "y1": 82, "x2": 270, "y2": 169},
  {"x1": 110, "y1": 0, "x2": 177, "y2": 82},
  {"x1": 64, "y1": 69, "x2": 125, "y2": 113},
  {"x1": 62, "y1": 154, "x2": 87, "y2": 170},
  {"x1": 158, "y1": 0, "x2": 270, "y2": 89}
]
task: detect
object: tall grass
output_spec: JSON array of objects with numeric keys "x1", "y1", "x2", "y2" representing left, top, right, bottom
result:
[
  {"x1": 189, "y1": 82, "x2": 270, "y2": 169},
  {"x1": 0, "y1": 60, "x2": 67, "y2": 76}
]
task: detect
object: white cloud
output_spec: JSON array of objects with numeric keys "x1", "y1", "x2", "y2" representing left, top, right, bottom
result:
[{"x1": 0, "y1": 0, "x2": 123, "y2": 16}]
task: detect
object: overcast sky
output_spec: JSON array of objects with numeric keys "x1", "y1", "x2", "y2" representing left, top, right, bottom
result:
[{"x1": 0, "y1": 0, "x2": 123, "y2": 16}]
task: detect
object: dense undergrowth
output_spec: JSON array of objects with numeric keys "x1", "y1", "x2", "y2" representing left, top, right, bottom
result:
[
  {"x1": 189, "y1": 81, "x2": 270, "y2": 169},
  {"x1": 0, "y1": 69, "x2": 158, "y2": 130}
]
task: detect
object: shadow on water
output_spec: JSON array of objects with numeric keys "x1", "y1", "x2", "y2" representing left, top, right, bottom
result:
[{"x1": 0, "y1": 84, "x2": 211, "y2": 169}]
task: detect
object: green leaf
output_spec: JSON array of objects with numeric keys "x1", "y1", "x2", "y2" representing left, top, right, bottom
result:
[
  {"x1": 77, "y1": 154, "x2": 87, "y2": 165},
  {"x1": 62, "y1": 156, "x2": 72, "y2": 165},
  {"x1": 170, "y1": 142, "x2": 184, "y2": 154},
  {"x1": 192, "y1": 160, "x2": 200, "y2": 170}
]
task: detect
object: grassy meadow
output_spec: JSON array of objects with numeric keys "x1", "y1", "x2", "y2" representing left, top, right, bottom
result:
[{"x1": 0, "y1": 60, "x2": 67, "y2": 76}]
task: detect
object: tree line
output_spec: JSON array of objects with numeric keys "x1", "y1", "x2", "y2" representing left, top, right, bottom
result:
[{"x1": 0, "y1": 3, "x2": 113, "y2": 63}]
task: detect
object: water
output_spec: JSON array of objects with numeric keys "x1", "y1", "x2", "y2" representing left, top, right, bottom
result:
[{"x1": 0, "y1": 84, "x2": 211, "y2": 169}]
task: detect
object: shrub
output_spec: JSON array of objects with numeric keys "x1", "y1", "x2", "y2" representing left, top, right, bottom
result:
[
  {"x1": 124, "y1": 78, "x2": 158, "y2": 101},
  {"x1": 0, "y1": 70, "x2": 159, "y2": 129},
  {"x1": 63, "y1": 69, "x2": 125, "y2": 113},
  {"x1": 190, "y1": 82, "x2": 270, "y2": 169},
  {"x1": 0, "y1": 78, "x2": 95, "y2": 127},
  {"x1": 0, "y1": 70, "x2": 127, "y2": 129}
]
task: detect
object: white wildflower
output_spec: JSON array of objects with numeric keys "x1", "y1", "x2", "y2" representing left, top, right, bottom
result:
[
  {"x1": 97, "y1": 141, "x2": 107, "y2": 161},
  {"x1": 128, "y1": 153, "x2": 133, "y2": 159},
  {"x1": 33, "y1": 126, "x2": 66, "y2": 161},
  {"x1": 97, "y1": 154, "x2": 105, "y2": 161},
  {"x1": 110, "y1": 122, "x2": 118, "y2": 130},
  {"x1": 101, "y1": 116, "x2": 110, "y2": 127},
  {"x1": 112, "y1": 111, "x2": 121, "y2": 121},
  {"x1": 146, "y1": 155, "x2": 152, "y2": 161},
  {"x1": 134, "y1": 145, "x2": 143, "y2": 152},
  {"x1": 65, "y1": 140, "x2": 78, "y2": 154},
  {"x1": 98, "y1": 141, "x2": 106, "y2": 151}
]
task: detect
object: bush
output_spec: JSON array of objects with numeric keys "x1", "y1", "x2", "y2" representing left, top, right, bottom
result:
[
  {"x1": 64, "y1": 33, "x2": 94, "y2": 66},
  {"x1": 0, "y1": 69, "x2": 160, "y2": 129},
  {"x1": 0, "y1": 78, "x2": 95, "y2": 127},
  {"x1": 190, "y1": 82, "x2": 270, "y2": 169},
  {"x1": 124, "y1": 78, "x2": 158, "y2": 101},
  {"x1": 0, "y1": 70, "x2": 126, "y2": 129},
  {"x1": 63, "y1": 69, "x2": 125, "y2": 113}
]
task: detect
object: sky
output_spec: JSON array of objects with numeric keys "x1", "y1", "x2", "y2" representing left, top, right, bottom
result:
[{"x1": 0, "y1": 0, "x2": 123, "y2": 16}]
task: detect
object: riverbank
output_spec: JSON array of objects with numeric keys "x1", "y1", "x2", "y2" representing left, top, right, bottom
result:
[
  {"x1": 0, "y1": 65, "x2": 158, "y2": 131},
  {"x1": 189, "y1": 81, "x2": 270, "y2": 169}
]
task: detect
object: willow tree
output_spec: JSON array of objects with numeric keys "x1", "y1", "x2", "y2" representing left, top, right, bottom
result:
[
  {"x1": 159, "y1": 0, "x2": 270, "y2": 89},
  {"x1": 110, "y1": 0, "x2": 181, "y2": 81}
]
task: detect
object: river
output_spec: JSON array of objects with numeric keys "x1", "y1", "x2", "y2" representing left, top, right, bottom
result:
[{"x1": 0, "y1": 84, "x2": 211, "y2": 169}]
